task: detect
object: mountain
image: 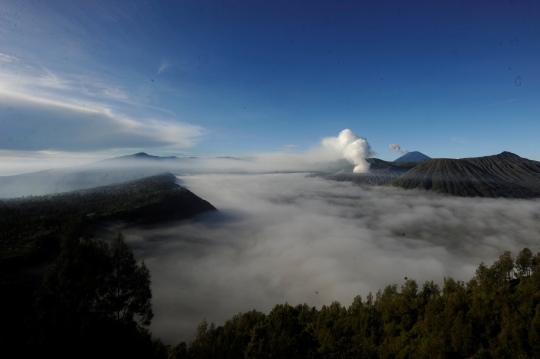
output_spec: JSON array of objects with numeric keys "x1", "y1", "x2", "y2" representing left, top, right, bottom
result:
[
  {"x1": 310, "y1": 158, "x2": 418, "y2": 185},
  {"x1": 99, "y1": 152, "x2": 179, "y2": 163},
  {"x1": 394, "y1": 151, "x2": 431, "y2": 163},
  {"x1": 0, "y1": 153, "x2": 185, "y2": 198},
  {"x1": 387, "y1": 152, "x2": 540, "y2": 198},
  {"x1": 0, "y1": 172, "x2": 216, "y2": 261}
]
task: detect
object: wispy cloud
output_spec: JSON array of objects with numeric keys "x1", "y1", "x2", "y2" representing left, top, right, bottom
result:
[
  {"x1": 158, "y1": 61, "x2": 171, "y2": 75},
  {"x1": 0, "y1": 65, "x2": 205, "y2": 152},
  {"x1": 0, "y1": 53, "x2": 18, "y2": 63},
  {"x1": 281, "y1": 144, "x2": 298, "y2": 152},
  {"x1": 39, "y1": 67, "x2": 72, "y2": 90}
]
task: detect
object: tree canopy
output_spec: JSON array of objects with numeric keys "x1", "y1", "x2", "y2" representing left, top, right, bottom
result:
[
  {"x1": 169, "y1": 248, "x2": 540, "y2": 359},
  {"x1": 29, "y1": 229, "x2": 161, "y2": 359}
]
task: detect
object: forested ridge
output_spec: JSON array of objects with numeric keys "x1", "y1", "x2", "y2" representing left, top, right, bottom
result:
[
  {"x1": 0, "y1": 172, "x2": 215, "y2": 260},
  {"x1": 170, "y1": 248, "x2": 540, "y2": 359}
]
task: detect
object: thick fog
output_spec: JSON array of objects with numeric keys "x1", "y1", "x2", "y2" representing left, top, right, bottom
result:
[{"x1": 102, "y1": 173, "x2": 540, "y2": 345}]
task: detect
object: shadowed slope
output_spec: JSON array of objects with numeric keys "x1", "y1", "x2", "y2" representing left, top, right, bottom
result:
[
  {"x1": 388, "y1": 152, "x2": 540, "y2": 198},
  {"x1": 463, "y1": 151, "x2": 540, "y2": 193}
]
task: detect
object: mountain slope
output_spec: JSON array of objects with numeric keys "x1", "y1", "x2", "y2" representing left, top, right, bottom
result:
[
  {"x1": 462, "y1": 151, "x2": 540, "y2": 193},
  {"x1": 0, "y1": 153, "x2": 184, "y2": 198},
  {"x1": 387, "y1": 152, "x2": 540, "y2": 198},
  {"x1": 394, "y1": 151, "x2": 431, "y2": 163},
  {"x1": 1, "y1": 173, "x2": 217, "y2": 260}
]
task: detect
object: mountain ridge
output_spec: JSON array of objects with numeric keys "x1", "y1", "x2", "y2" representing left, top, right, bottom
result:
[{"x1": 387, "y1": 152, "x2": 540, "y2": 198}]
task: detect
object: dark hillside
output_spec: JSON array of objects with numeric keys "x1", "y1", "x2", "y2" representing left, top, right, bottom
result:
[
  {"x1": 388, "y1": 152, "x2": 540, "y2": 198},
  {"x1": 463, "y1": 151, "x2": 540, "y2": 193},
  {"x1": 0, "y1": 173, "x2": 216, "y2": 261}
]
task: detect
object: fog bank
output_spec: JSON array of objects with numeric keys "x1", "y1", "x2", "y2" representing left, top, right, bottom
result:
[{"x1": 107, "y1": 173, "x2": 540, "y2": 344}]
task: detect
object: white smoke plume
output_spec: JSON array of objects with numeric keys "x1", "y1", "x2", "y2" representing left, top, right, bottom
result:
[
  {"x1": 322, "y1": 129, "x2": 371, "y2": 173},
  {"x1": 389, "y1": 143, "x2": 408, "y2": 154}
]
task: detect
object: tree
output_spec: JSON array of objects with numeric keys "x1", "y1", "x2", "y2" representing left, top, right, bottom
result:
[
  {"x1": 32, "y1": 230, "x2": 157, "y2": 358},
  {"x1": 515, "y1": 248, "x2": 534, "y2": 278},
  {"x1": 103, "y1": 231, "x2": 153, "y2": 327}
]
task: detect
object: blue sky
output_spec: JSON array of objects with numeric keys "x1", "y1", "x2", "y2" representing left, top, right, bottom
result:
[{"x1": 1, "y1": 0, "x2": 539, "y2": 169}]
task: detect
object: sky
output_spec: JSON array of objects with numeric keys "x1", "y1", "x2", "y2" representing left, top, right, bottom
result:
[{"x1": 1, "y1": 0, "x2": 539, "y2": 173}]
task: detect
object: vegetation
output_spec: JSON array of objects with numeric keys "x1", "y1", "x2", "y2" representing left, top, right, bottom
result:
[
  {"x1": 0, "y1": 173, "x2": 215, "y2": 260},
  {"x1": 1, "y1": 225, "x2": 168, "y2": 359},
  {"x1": 0, "y1": 173, "x2": 214, "y2": 358},
  {"x1": 170, "y1": 248, "x2": 540, "y2": 359}
]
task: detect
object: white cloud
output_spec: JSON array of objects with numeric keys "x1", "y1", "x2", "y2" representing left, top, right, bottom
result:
[
  {"x1": 104, "y1": 173, "x2": 540, "y2": 344},
  {"x1": 0, "y1": 67, "x2": 205, "y2": 152},
  {"x1": 0, "y1": 92, "x2": 204, "y2": 151},
  {"x1": 0, "y1": 53, "x2": 18, "y2": 62},
  {"x1": 158, "y1": 61, "x2": 171, "y2": 75}
]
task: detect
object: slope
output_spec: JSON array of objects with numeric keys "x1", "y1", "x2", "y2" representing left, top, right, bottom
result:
[{"x1": 387, "y1": 152, "x2": 540, "y2": 198}]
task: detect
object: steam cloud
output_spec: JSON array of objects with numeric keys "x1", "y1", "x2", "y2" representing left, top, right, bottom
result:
[
  {"x1": 104, "y1": 173, "x2": 540, "y2": 345},
  {"x1": 390, "y1": 143, "x2": 409, "y2": 155},
  {"x1": 389, "y1": 143, "x2": 408, "y2": 154},
  {"x1": 322, "y1": 129, "x2": 371, "y2": 173}
]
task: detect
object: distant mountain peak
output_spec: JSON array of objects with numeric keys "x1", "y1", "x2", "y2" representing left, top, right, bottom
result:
[
  {"x1": 394, "y1": 151, "x2": 431, "y2": 163},
  {"x1": 498, "y1": 151, "x2": 519, "y2": 158},
  {"x1": 102, "y1": 153, "x2": 178, "y2": 162}
]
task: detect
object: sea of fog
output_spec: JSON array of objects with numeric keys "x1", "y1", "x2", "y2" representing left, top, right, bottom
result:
[{"x1": 102, "y1": 173, "x2": 540, "y2": 345}]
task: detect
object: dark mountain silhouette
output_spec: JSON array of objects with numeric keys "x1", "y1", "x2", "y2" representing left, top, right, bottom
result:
[
  {"x1": 99, "y1": 152, "x2": 180, "y2": 163},
  {"x1": 394, "y1": 151, "x2": 431, "y2": 163},
  {"x1": 387, "y1": 152, "x2": 540, "y2": 198}
]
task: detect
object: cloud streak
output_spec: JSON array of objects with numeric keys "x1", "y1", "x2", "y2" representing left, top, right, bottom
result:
[
  {"x1": 104, "y1": 173, "x2": 540, "y2": 344},
  {"x1": 0, "y1": 66, "x2": 205, "y2": 152},
  {"x1": 0, "y1": 53, "x2": 19, "y2": 63}
]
